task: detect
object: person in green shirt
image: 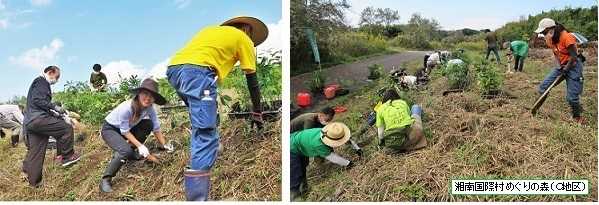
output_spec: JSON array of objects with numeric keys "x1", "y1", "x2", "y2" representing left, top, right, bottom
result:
[
  {"x1": 89, "y1": 64, "x2": 108, "y2": 92},
  {"x1": 503, "y1": 41, "x2": 529, "y2": 72},
  {"x1": 290, "y1": 122, "x2": 354, "y2": 201},
  {"x1": 291, "y1": 106, "x2": 363, "y2": 159},
  {"x1": 376, "y1": 89, "x2": 427, "y2": 152}
]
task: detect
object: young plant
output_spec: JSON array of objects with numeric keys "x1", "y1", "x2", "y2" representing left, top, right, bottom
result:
[
  {"x1": 475, "y1": 60, "x2": 503, "y2": 95},
  {"x1": 445, "y1": 60, "x2": 469, "y2": 89},
  {"x1": 367, "y1": 64, "x2": 384, "y2": 80},
  {"x1": 308, "y1": 69, "x2": 326, "y2": 94}
]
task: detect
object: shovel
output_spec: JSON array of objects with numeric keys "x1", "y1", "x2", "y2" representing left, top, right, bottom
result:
[{"x1": 531, "y1": 74, "x2": 566, "y2": 115}]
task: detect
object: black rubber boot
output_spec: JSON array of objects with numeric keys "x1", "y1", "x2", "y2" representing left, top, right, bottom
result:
[
  {"x1": 570, "y1": 103, "x2": 583, "y2": 118},
  {"x1": 100, "y1": 153, "x2": 125, "y2": 193}
]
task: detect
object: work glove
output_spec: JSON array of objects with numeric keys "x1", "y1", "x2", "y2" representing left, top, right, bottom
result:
[
  {"x1": 161, "y1": 141, "x2": 174, "y2": 153},
  {"x1": 251, "y1": 112, "x2": 264, "y2": 130},
  {"x1": 355, "y1": 148, "x2": 363, "y2": 157},
  {"x1": 53, "y1": 105, "x2": 67, "y2": 114},
  {"x1": 137, "y1": 145, "x2": 150, "y2": 158}
]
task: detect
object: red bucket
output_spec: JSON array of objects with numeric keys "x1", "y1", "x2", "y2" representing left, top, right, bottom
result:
[{"x1": 296, "y1": 91, "x2": 312, "y2": 107}]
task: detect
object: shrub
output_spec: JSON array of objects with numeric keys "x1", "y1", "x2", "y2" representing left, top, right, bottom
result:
[
  {"x1": 474, "y1": 61, "x2": 504, "y2": 95},
  {"x1": 445, "y1": 60, "x2": 469, "y2": 89},
  {"x1": 329, "y1": 32, "x2": 388, "y2": 62},
  {"x1": 221, "y1": 50, "x2": 282, "y2": 110}
]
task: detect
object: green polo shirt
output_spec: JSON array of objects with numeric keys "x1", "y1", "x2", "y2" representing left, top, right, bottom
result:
[
  {"x1": 510, "y1": 40, "x2": 529, "y2": 58},
  {"x1": 290, "y1": 128, "x2": 332, "y2": 157}
]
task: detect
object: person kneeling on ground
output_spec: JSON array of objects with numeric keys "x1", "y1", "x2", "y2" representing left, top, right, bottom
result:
[
  {"x1": 376, "y1": 89, "x2": 427, "y2": 152},
  {"x1": 0, "y1": 104, "x2": 24, "y2": 147},
  {"x1": 22, "y1": 66, "x2": 81, "y2": 188},
  {"x1": 99, "y1": 78, "x2": 174, "y2": 193},
  {"x1": 290, "y1": 122, "x2": 354, "y2": 201},
  {"x1": 290, "y1": 106, "x2": 335, "y2": 133},
  {"x1": 291, "y1": 107, "x2": 362, "y2": 156},
  {"x1": 425, "y1": 51, "x2": 441, "y2": 73}
]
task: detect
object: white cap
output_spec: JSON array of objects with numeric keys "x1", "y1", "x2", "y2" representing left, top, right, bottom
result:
[{"x1": 535, "y1": 18, "x2": 556, "y2": 33}]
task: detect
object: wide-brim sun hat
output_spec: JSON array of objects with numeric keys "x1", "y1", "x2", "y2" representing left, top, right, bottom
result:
[
  {"x1": 321, "y1": 122, "x2": 351, "y2": 148},
  {"x1": 129, "y1": 78, "x2": 167, "y2": 105},
  {"x1": 221, "y1": 16, "x2": 269, "y2": 46},
  {"x1": 535, "y1": 18, "x2": 556, "y2": 33}
]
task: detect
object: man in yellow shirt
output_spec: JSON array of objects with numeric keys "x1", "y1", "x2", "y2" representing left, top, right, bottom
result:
[{"x1": 166, "y1": 16, "x2": 268, "y2": 201}]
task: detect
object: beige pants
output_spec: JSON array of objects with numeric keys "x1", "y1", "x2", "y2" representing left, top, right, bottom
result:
[{"x1": 399, "y1": 115, "x2": 427, "y2": 151}]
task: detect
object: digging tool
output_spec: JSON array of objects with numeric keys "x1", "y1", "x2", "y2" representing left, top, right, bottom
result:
[
  {"x1": 442, "y1": 89, "x2": 464, "y2": 96},
  {"x1": 146, "y1": 154, "x2": 160, "y2": 163},
  {"x1": 531, "y1": 74, "x2": 566, "y2": 115}
]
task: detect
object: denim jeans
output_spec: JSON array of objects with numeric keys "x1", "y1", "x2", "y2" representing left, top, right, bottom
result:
[
  {"x1": 538, "y1": 59, "x2": 584, "y2": 117},
  {"x1": 167, "y1": 64, "x2": 220, "y2": 171}
]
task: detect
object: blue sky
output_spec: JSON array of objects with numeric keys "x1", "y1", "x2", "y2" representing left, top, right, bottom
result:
[
  {"x1": 345, "y1": 0, "x2": 597, "y2": 30},
  {"x1": 0, "y1": 0, "x2": 282, "y2": 102}
]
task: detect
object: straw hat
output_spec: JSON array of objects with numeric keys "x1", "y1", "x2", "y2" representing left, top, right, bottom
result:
[
  {"x1": 129, "y1": 78, "x2": 167, "y2": 105},
  {"x1": 320, "y1": 122, "x2": 351, "y2": 148},
  {"x1": 221, "y1": 16, "x2": 269, "y2": 46}
]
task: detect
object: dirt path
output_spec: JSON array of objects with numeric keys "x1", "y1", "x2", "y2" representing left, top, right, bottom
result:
[
  {"x1": 290, "y1": 51, "x2": 428, "y2": 112},
  {"x1": 291, "y1": 51, "x2": 428, "y2": 95}
]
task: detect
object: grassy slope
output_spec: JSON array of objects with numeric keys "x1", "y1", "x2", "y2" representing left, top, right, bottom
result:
[
  {"x1": 300, "y1": 48, "x2": 598, "y2": 202},
  {"x1": 0, "y1": 109, "x2": 281, "y2": 201}
]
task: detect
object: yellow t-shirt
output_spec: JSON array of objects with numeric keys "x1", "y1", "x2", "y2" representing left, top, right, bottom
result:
[{"x1": 169, "y1": 25, "x2": 257, "y2": 82}]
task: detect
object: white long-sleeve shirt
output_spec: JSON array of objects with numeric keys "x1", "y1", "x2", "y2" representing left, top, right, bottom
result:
[{"x1": 0, "y1": 105, "x2": 24, "y2": 124}]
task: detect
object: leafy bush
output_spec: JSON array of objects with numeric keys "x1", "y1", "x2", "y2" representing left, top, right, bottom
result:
[
  {"x1": 221, "y1": 50, "x2": 282, "y2": 110},
  {"x1": 474, "y1": 61, "x2": 504, "y2": 95},
  {"x1": 54, "y1": 76, "x2": 140, "y2": 124},
  {"x1": 329, "y1": 32, "x2": 388, "y2": 62},
  {"x1": 445, "y1": 60, "x2": 469, "y2": 89},
  {"x1": 157, "y1": 78, "x2": 179, "y2": 105}
]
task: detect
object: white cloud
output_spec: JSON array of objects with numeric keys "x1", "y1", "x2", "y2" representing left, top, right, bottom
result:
[
  {"x1": 148, "y1": 58, "x2": 170, "y2": 79},
  {"x1": 102, "y1": 60, "x2": 147, "y2": 85},
  {"x1": 0, "y1": 19, "x2": 7, "y2": 29},
  {"x1": 30, "y1": 0, "x2": 51, "y2": 6},
  {"x1": 257, "y1": 18, "x2": 283, "y2": 56},
  {"x1": 9, "y1": 38, "x2": 63, "y2": 70},
  {"x1": 174, "y1": 0, "x2": 191, "y2": 9}
]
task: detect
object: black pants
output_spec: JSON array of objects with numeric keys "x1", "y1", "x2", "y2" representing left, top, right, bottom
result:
[
  {"x1": 290, "y1": 152, "x2": 309, "y2": 193},
  {"x1": 486, "y1": 47, "x2": 500, "y2": 61},
  {"x1": 22, "y1": 115, "x2": 74, "y2": 186},
  {"x1": 101, "y1": 119, "x2": 152, "y2": 178},
  {"x1": 514, "y1": 55, "x2": 525, "y2": 72}
]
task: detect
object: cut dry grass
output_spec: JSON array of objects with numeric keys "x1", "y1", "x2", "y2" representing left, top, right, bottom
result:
[
  {"x1": 0, "y1": 110, "x2": 281, "y2": 201},
  {"x1": 299, "y1": 50, "x2": 598, "y2": 202}
]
